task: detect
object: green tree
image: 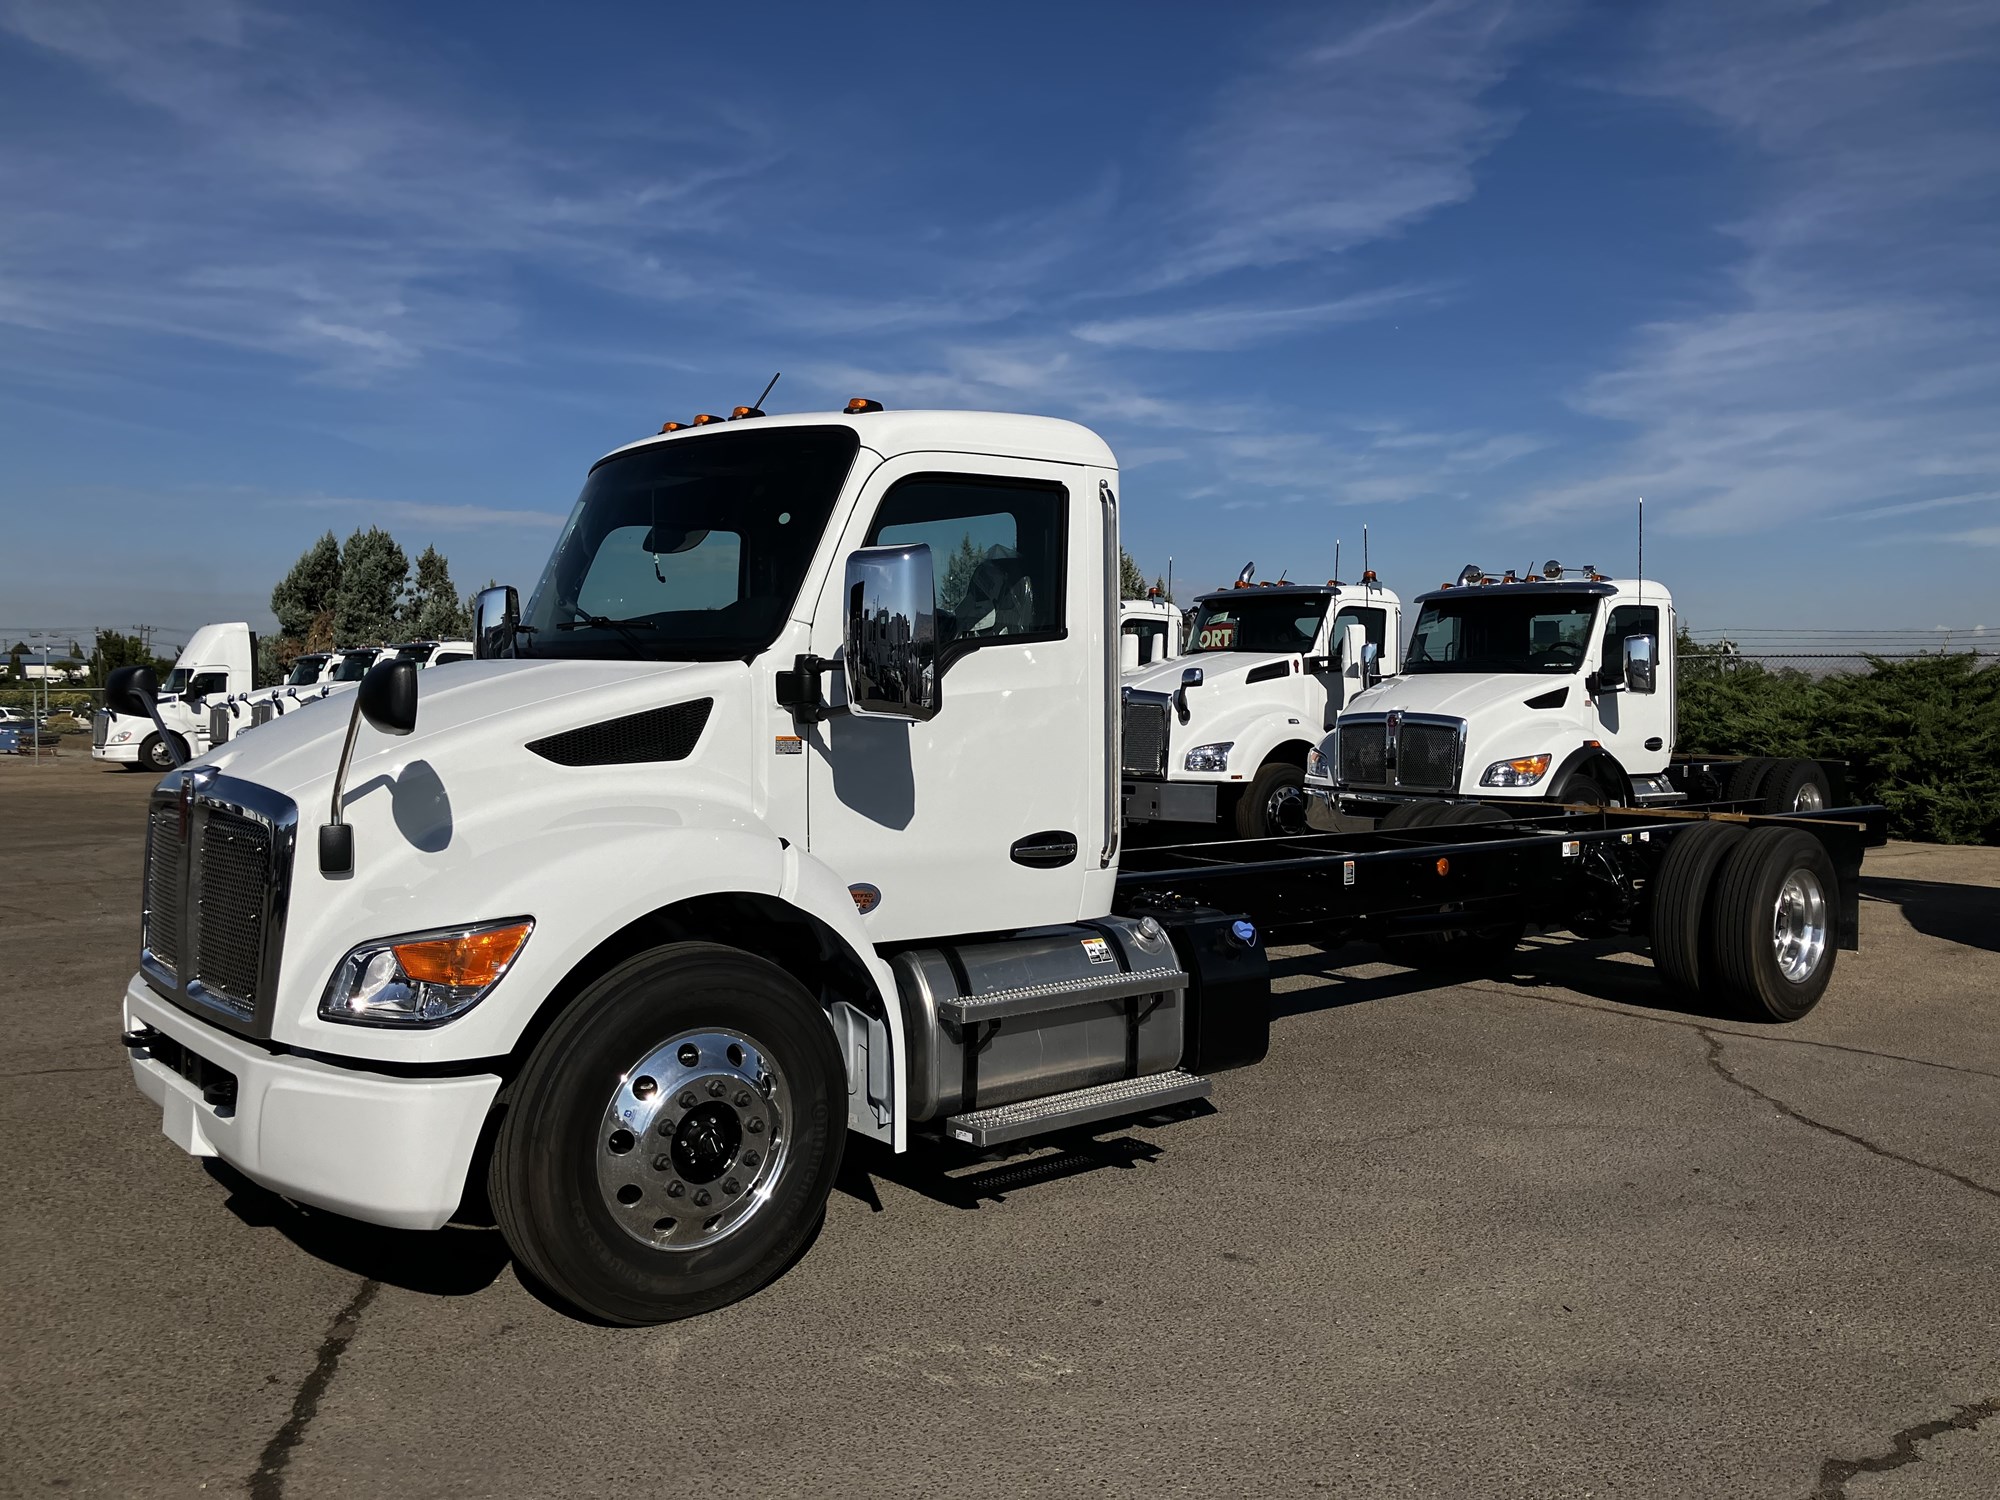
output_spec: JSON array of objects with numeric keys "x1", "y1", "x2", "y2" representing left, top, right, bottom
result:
[
  {"x1": 271, "y1": 532, "x2": 342, "y2": 638},
  {"x1": 6, "y1": 643, "x2": 22, "y2": 682},
  {"x1": 939, "y1": 534, "x2": 982, "y2": 615},
  {"x1": 1118, "y1": 547, "x2": 1147, "y2": 600},
  {"x1": 334, "y1": 527, "x2": 409, "y2": 645},
  {"x1": 403, "y1": 545, "x2": 471, "y2": 640},
  {"x1": 87, "y1": 629, "x2": 169, "y2": 686}
]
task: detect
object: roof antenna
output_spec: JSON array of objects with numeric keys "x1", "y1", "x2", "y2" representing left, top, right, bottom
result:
[
  {"x1": 1334, "y1": 539, "x2": 1341, "y2": 586},
  {"x1": 1363, "y1": 524, "x2": 1370, "y2": 586},
  {"x1": 1637, "y1": 496, "x2": 1644, "y2": 603},
  {"x1": 753, "y1": 371, "x2": 781, "y2": 411}
]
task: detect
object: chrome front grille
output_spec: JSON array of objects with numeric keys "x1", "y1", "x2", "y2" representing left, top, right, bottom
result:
[
  {"x1": 143, "y1": 806, "x2": 185, "y2": 976},
  {"x1": 93, "y1": 710, "x2": 110, "y2": 748},
  {"x1": 1336, "y1": 713, "x2": 1465, "y2": 792},
  {"x1": 1338, "y1": 723, "x2": 1387, "y2": 785},
  {"x1": 1398, "y1": 722, "x2": 1461, "y2": 790},
  {"x1": 1122, "y1": 698, "x2": 1170, "y2": 779},
  {"x1": 140, "y1": 773, "x2": 297, "y2": 1035}
]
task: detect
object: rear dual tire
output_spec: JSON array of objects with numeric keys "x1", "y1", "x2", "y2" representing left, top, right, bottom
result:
[
  {"x1": 1651, "y1": 825, "x2": 1838, "y2": 1021},
  {"x1": 1724, "y1": 756, "x2": 1830, "y2": 814}
]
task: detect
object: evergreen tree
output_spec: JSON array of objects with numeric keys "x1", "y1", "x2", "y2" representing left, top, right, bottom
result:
[
  {"x1": 1118, "y1": 546, "x2": 1147, "y2": 600},
  {"x1": 403, "y1": 545, "x2": 472, "y2": 640},
  {"x1": 271, "y1": 531, "x2": 343, "y2": 638},
  {"x1": 939, "y1": 534, "x2": 982, "y2": 615},
  {"x1": 334, "y1": 527, "x2": 409, "y2": 644}
]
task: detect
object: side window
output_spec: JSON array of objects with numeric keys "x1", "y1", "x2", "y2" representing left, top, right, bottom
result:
[
  {"x1": 867, "y1": 476, "x2": 1066, "y2": 649},
  {"x1": 1602, "y1": 605, "x2": 1659, "y2": 672},
  {"x1": 1123, "y1": 618, "x2": 1168, "y2": 664},
  {"x1": 1332, "y1": 606, "x2": 1386, "y2": 657},
  {"x1": 190, "y1": 672, "x2": 229, "y2": 697},
  {"x1": 433, "y1": 651, "x2": 471, "y2": 666}
]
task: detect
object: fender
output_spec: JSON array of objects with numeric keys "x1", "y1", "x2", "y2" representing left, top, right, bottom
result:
[{"x1": 1550, "y1": 744, "x2": 1630, "y2": 803}]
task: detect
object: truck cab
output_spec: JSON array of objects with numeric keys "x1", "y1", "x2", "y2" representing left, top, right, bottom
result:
[
  {"x1": 93, "y1": 622, "x2": 256, "y2": 771},
  {"x1": 387, "y1": 639, "x2": 475, "y2": 669},
  {"x1": 1119, "y1": 593, "x2": 1182, "y2": 671},
  {"x1": 213, "y1": 645, "x2": 407, "y2": 744},
  {"x1": 1315, "y1": 563, "x2": 1672, "y2": 814},
  {"x1": 1122, "y1": 571, "x2": 1401, "y2": 837}
]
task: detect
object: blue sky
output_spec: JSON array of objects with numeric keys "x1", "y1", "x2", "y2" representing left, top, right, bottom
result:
[{"x1": 3, "y1": 0, "x2": 1998, "y2": 649}]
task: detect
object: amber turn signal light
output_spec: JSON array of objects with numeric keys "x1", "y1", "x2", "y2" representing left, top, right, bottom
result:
[
  {"x1": 392, "y1": 922, "x2": 532, "y2": 988},
  {"x1": 845, "y1": 397, "x2": 884, "y2": 414}
]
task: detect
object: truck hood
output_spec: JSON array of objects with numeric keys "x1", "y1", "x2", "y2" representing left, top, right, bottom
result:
[
  {"x1": 193, "y1": 657, "x2": 734, "y2": 802},
  {"x1": 1344, "y1": 670, "x2": 1583, "y2": 721},
  {"x1": 1123, "y1": 650, "x2": 1297, "y2": 695}
]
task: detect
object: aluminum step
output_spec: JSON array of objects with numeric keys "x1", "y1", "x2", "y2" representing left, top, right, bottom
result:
[
  {"x1": 935, "y1": 965, "x2": 1188, "y2": 1027},
  {"x1": 944, "y1": 1069, "x2": 1211, "y2": 1147}
]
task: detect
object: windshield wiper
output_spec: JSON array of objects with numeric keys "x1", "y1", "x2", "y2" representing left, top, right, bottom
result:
[{"x1": 555, "y1": 609, "x2": 651, "y2": 656}]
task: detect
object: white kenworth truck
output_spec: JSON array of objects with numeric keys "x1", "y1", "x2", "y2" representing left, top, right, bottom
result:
[
  {"x1": 1312, "y1": 561, "x2": 1840, "y2": 827},
  {"x1": 211, "y1": 641, "x2": 471, "y2": 747},
  {"x1": 1122, "y1": 568, "x2": 1401, "y2": 838},
  {"x1": 1119, "y1": 592, "x2": 1182, "y2": 670},
  {"x1": 94, "y1": 622, "x2": 258, "y2": 772},
  {"x1": 111, "y1": 407, "x2": 1884, "y2": 1326}
]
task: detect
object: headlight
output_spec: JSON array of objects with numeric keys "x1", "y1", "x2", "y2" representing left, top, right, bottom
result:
[
  {"x1": 112, "y1": 729, "x2": 132, "y2": 743},
  {"x1": 1306, "y1": 730, "x2": 1337, "y2": 782},
  {"x1": 1184, "y1": 741, "x2": 1233, "y2": 773},
  {"x1": 320, "y1": 918, "x2": 533, "y2": 1027},
  {"x1": 1480, "y1": 753, "x2": 1552, "y2": 787}
]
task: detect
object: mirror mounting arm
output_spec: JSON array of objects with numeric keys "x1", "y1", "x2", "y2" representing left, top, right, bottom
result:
[{"x1": 774, "y1": 654, "x2": 834, "y2": 723}]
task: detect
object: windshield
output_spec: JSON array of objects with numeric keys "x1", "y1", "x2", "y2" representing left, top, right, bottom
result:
[
  {"x1": 1406, "y1": 592, "x2": 1599, "y2": 674},
  {"x1": 1186, "y1": 593, "x2": 1329, "y2": 654},
  {"x1": 330, "y1": 650, "x2": 378, "y2": 682},
  {"x1": 285, "y1": 656, "x2": 327, "y2": 686},
  {"x1": 392, "y1": 645, "x2": 432, "y2": 663},
  {"x1": 521, "y1": 426, "x2": 861, "y2": 660},
  {"x1": 161, "y1": 668, "x2": 194, "y2": 696}
]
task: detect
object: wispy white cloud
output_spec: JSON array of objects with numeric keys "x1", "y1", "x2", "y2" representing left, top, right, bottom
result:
[{"x1": 1532, "y1": 0, "x2": 2000, "y2": 537}]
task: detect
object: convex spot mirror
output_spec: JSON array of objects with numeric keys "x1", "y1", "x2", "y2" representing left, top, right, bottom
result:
[
  {"x1": 358, "y1": 658, "x2": 418, "y2": 735},
  {"x1": 844, "y1": 543, "x2": 940, "y2": 722},
  {"x1": 473, "y1": 585, "x2": 520, "y2": 660},
  {"x1": 1623, "y1": 633, "x2": 1657, "y2": 694}
]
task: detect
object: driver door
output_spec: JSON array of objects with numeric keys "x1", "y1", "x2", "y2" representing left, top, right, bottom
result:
[{"x1": 806, "y1": 454, "x2": 1097, "y2": 942}]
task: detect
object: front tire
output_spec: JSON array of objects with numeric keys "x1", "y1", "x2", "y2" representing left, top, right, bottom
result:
[
  {"x1": 138, "y1": 732, "x2": 185, "y2": 772},
  {"x1": 490, "y1": 942, "x2": 846, "y2": 1325},
  {"x1": 1235, "y1": 760, "x2": 1308, "y2": 838}
]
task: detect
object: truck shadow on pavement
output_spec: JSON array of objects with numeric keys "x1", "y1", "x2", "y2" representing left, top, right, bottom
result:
[
  {"x1": 204, "y1": 1160, "x2": 510, "y2": 1296},
  {"x1": 1858, "y1": 875, "x2": 2000, "y2": 953}
]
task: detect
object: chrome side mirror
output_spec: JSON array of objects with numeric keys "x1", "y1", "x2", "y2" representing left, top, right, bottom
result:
[
  {"x1": 473, "y1": 585, "x2": 520, "y2": 660},
  {"x1": 1623, "y1": 633, "x2": 1657, "y2": 694},
  {"x1": 843, "y1": 544, "x2": 940, "y2": 721}
]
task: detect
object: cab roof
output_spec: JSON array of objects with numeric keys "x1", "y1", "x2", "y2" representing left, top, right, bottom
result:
[
  {"x1": 1413, "y1": 578, "x2": 1673, "y2": 606},
  {"x1": 595, "y1": 408, "x2": 1118, "y2": 472}
]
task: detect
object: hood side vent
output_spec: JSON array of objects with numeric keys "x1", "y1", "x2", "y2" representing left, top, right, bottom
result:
[
  {"x1": 1244, "y1": 660, "x2": 1292, "y2": 685},
  {"x1": 529, "y1": 698, "x2": 714, "y2": 767},
  {"x1": 1525, "y1": 686, "x2": 1569, "y2": 710}
]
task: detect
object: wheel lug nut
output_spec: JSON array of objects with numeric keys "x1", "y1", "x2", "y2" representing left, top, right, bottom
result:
[
  {"x1": 707, "y1": 1079, "x2": 726, "y2": 1097},
  {"x1": 666, "y1": 1181, "x2": 685, "y2": 1198},
  {"x1": 679, "y1": 1091, "x2": 698, "y2": 1109},
  {"x1": 723, "y1": 1178, "x2": 740, "y2": 1195},
  {"x1": 734, "y1": 1090, "x2": 751, "y2": 1107},
  {"x1": 652, "y1": 1154, "x2": 672, "y2": 1172},
  {"x1": 742, "y1": 1149, "x2": 760, "y2": 1167},
  {"x1": 747, "y1": 1118, "x2": 764, "y2": 1134},
  {"x1": 692, "y1": 1189, "x2": 711, "y2": 1207}
]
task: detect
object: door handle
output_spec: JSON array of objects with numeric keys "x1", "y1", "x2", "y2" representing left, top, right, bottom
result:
[{"x1": 1010, "y1": 832, "x2": 1078, "y2": 868}]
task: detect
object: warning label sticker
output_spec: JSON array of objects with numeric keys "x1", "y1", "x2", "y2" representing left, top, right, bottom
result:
[
  {"x1": 774, "y1": 736, "x2": 803, "y2": 755},
  {"x1": 1081, "y1": 936, "x2": 1114, "y2": 965}
]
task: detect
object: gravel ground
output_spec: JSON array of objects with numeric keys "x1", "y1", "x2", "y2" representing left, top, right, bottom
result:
[{"x1": 3, "y1": 751, "x2": 1996, "y2": 1499}]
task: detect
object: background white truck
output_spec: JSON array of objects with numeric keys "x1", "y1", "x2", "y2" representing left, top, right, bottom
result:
[
  {"x1": 1311, "y1": 561, "x2": 1836, "y2": 824},
  {"x1": 93, "y1": 622, "x2": 257, "y2": 771},
  {"x1": 211, "y1": 642, "x2": 470, "y2": 746},
  {"x1": 113, "y1": 406, "x2": 1881, "y2": 1328},
  {"x1": 1119, "y1": 593, "x2": 1182, "y2": 670},
  {"x1": 1122, "y1": 569, "x2": 1401, "y2": 837}
]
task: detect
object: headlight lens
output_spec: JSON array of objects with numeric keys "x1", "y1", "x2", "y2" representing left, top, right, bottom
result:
[
  {"x1": 1184, "y1": 741, "x2": 1233, "y2": 773},
  {"x1": 1480, "y1": 753, "x2": 1552, "y2": 787},
  {"x1": 320, "y1": 918, "x2": 533, "y2": 1026},
  {"x1": 1306, "y1": 730, "x2": 1337, "y2": 782},
  {"x1": 112, "y1": 729, "x2": 132, "y2": 743}
]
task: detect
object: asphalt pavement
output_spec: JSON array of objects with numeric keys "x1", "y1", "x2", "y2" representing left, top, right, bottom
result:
[{"x1": 4, "y1": 751, "x2": 1997, "y2": 1499}]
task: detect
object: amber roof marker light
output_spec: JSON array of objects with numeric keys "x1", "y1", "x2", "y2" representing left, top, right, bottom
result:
[{"x1": 845, "y1": 397, "x2": 884, "y2": 414}]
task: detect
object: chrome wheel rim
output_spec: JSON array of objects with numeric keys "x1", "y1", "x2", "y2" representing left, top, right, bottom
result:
[
  {"x1": 1772, "y1": 869, "x2": 1828, "y2": 983},
  {"x1": 1791, "y1": 782, "x2": 1826, "y2": 811},
  {"x1": 596, "y1": 1028, "x2": 791, "y2": 1252},
  {"x1": 1266, "y1": 782, "x2": 1307, "y2": 835}
]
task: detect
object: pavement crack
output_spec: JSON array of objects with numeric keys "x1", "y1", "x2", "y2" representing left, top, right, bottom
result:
[
  {"x1": 1700, "y1": 1029, "x2": 2000, "y2": 1203},
  {"x1": 1811, "y1": 1398, "x2": 2000, "y2": 1499},
  {"x1": 0, "y1": 1063, "x2": 124, "y2": 1079},
  {"x1": 247, "y1": 1278, "x2": 380, "y2": 1500}
]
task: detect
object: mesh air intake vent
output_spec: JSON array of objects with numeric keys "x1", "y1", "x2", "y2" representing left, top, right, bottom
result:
[{"x1": 529, "y1": 699, "x2": 714, "y2": 767}]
